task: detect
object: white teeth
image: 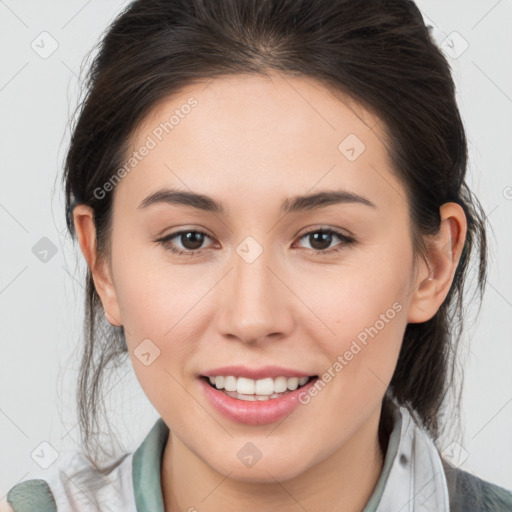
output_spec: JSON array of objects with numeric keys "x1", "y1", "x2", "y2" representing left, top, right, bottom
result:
[
  {"x1": 237, "y1": 377, "x2": 255, "y2": 395},
  {"x1": 235, "y1": 393, "x2": 256, "y2": 401},
  {"x1": 287, "y1": 377, "x2": 299, "y2": 390},
  {"x1": 255, "y1": 378, "x2": 274, "y2": 395},
  {"x1": 224, "y1": 376, "x2": 238, "y2": 392},
  {"x1": 207, "y1": 375, "x2": 313, "y2": 395},
  {"x1": 274, "y1": 376, "x2": 288, "y2": 393},
  {"x1": 224, "y1": 390, "x2": 286, "y2": 401}
]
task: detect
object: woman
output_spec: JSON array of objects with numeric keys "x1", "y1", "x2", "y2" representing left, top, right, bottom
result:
[{"x1": 6, "y1": 0, "x2": 512, "y2": 510}]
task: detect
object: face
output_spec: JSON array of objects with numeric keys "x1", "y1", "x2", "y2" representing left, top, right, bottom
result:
[{"x1": 92, "y1": 72, "x2": 425, "y2": 481}]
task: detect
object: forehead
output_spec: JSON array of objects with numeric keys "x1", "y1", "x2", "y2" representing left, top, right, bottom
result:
[{"x1": 116, "y1": 72, "x2": 406, "y2": 212}]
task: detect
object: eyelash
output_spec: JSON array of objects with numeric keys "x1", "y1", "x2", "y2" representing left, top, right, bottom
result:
[{"x1": 156, "y1": 228, "x2": 356, "y2": 257}]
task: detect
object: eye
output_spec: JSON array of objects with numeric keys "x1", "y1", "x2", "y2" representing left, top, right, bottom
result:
[
  {"x1": 156, "y1": 229, "x2": 215, "y2": 256},
  {"x1": 156, "y1": 227, "x2": 356, "y2": 257},
  {"x1": 294, "y1": 228, "x2": 356, "y2": 255}
]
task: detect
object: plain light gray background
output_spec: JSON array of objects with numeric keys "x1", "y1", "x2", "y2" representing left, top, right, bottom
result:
[{"x1": 1, "y1": 0, "x2": 511, "y2": 500}]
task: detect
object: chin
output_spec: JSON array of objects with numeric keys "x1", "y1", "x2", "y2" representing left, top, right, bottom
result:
[{"x1": 207, "y1": 451, "x2": 313, "y2": 484}]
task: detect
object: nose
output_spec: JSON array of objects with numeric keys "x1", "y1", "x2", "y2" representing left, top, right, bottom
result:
[{"x1": 216, "y1": 241, "x2": 294, "y2": 344}]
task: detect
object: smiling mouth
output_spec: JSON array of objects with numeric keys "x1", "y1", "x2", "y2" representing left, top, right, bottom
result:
[{"x1": 201, "y1": 375, "x2": 318, "y2": 401}]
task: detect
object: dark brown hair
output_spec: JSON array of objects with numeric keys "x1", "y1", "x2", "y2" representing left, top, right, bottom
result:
[{"x1": 63, "y1": 0, "x2": 487, "y2": 470}]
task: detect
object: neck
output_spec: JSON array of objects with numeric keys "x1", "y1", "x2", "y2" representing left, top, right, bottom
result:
[{"x1": 161, "y1": 402, "x2": 391, "y2": 512}]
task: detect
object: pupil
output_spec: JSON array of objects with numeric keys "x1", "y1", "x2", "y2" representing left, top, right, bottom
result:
[
  {"x1": 310, "y1": 231, "x2": 331, "y2": 250},
  {"x1": 182, "y1": 231, "x2": 204, "y2": 250}
]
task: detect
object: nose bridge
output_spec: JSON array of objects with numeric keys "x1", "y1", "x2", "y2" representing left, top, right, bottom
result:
[{"x1": 217, "y1": 236, "x2": 292, "y2": 343}]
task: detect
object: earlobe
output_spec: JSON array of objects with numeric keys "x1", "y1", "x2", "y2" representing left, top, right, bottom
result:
[
  {"x1": 72, "y1": 204, "x2": 123, "y2": 327},
  {"x1": 407, "y1": 202, "x2": 467, "y2": 324}
]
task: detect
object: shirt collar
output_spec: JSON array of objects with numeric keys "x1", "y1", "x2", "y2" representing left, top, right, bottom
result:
[
  {"x1": 132, "y1": 400, "x2": 450, "y2": 511},
  {"x1": 370, "y1": 399, "x2": 450, "y2": 511},
  {"x1": 132, "y1": 415, "x2": 168, "y2": 512}
]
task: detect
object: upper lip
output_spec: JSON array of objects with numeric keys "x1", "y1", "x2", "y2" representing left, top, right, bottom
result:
[{"x1": 201, "y1": 365, "x2": 316, "y2": 380}]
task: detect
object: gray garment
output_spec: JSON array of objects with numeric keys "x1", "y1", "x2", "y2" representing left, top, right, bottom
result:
[{"x1": 7, "y1": 401, "x2": 512, "y2": 511}]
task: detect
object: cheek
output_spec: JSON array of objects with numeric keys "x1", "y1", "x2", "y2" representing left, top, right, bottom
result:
[
  {"x1": 111, "y1": 251, "x2": 205, "y2": 416},
  {"x1": 111, "y1": 240, "x2": 205, "y2": 339},
  {"x1": 108, "y1": 242, "x2": 205, "y2": 401},
  {"x1": 291, "y1": 272, "x2": 408, "y2": 441},
  {"x1": 297, "y1": 243, "x2": 412, "y2": 384}
]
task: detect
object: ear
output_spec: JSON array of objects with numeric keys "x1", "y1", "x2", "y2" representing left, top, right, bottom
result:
[
  {"x1": 72, "y1": 204, "x2": 123, "y2": 327},
  {"x1": 407, "y1": 202, "x2": 467, "y2": 323}
]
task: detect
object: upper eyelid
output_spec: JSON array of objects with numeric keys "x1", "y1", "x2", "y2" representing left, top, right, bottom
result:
[
  {"x1": 295, "y1": 226, "x2": 353, "y2": 239},
  {"x1": 160, "y1": 227, "x2": 353, "y2": 248}
]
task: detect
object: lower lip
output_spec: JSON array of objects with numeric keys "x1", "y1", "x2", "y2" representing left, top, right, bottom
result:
[{"x1": 199, "y1": 377, "x2": 318, "y2": 425}]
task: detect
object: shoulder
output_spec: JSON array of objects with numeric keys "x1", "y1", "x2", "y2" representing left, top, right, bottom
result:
[
  {"x1": 442, "y1": 459, "x2": 512, "y2": 511},
  {"x1": 6, "y1": 479, "x2": 57, "y2": 512},
  {"x1": 5, "y1": 450, "x2": 135, "y2": 512}
]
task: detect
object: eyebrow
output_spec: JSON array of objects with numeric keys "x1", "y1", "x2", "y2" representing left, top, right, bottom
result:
[{"x1": 137, "y1": 187, "x2": 376, "y2": 214}]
